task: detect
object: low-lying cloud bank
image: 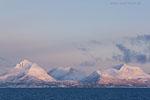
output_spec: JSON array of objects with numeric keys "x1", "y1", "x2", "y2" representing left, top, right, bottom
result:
[{"x1": 113, "y1": 34, "x2": 150, "y2": 64}]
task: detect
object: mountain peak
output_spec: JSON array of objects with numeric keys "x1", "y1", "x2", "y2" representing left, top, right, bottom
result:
[
  {"x1": 95, "y1": 70, "x2": 101, "y2": 75},
  {"x1": 21, "y1": 59, "x2": 31, "y2": 64},
  {"x1": 69, "y1": 68, "x2": 78, "y2": 72},
  {"x1": 15, "y1": 59, "x2": 32, "y2": 69},
  {"x1": 112, "y1": 63, "x2": 127, "y2": 70}
]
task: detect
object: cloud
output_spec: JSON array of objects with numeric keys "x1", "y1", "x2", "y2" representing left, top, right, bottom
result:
[
  {"x1": 0, "y1": 57, "x2": 11, "y2": 66},
  {"x1": 136, "y1": 35, "x2": 150, "y2": 42},
  {"x1": 0, "y1": 57, "x2": 12, "y2": 74},
  {"x1": 116, "y1": 44, "x2": 131, "y2": 63},
  {"x1": 78, "y1": 47, "x2": 89, "y2": 52},
  {"x1": 77, "y1": 40, "x2": 102, "y2": 51},
  {"x1": 76, "y1": 40, "x2": 102, "y2": 67},
  {"x1": 79, "y1": 57, "x2": 101, "y2": 67},
  {"x1": 0, "y1": 57, "x2": 6, "y2": 61},
  {"x1": 135, "y1": 54, "x2": 147, "y2": 63},
  {"x1": 114, "y1": 44, "x2": 147, "y2": 63},
  {"x1": 79, "y1": 61, "x2": 95, "y2": 67},
  {"x1": 111, "y1": 34, "x2": 150, "y2": 64},
  {"x1": 77, "y1": 40, "x2": 101, "y2": 52},
  {"x1": 89, "y1": 40, "x2": 101, "y2": 45},
  {"x1": 112, "y1": 55, "x2": 123, "y2": 62}
]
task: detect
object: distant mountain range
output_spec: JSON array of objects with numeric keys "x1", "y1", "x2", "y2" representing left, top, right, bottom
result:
[{"x1": 0, "y1": 60, "x2": 150, "y2": 88}]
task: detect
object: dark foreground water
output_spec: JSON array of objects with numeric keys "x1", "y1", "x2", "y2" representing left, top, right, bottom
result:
[{"x1": 0, "y1": 88, "x2": 150, "y2": 100}]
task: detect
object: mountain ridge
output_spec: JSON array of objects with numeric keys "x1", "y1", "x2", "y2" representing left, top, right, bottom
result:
[
  {"x1": 0, "y1": 60, "x2": 150, "y2": 88},
  {"x1": 0, "y1": 60, "x2": 56, "y2": 83}
]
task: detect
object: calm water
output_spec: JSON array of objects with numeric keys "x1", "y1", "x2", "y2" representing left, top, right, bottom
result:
[{"x1": 0, "y1": 88, "x2": 150, "y2": 100}]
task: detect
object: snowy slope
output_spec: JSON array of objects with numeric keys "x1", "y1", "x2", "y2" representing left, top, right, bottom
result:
[
  {"x1": 81, "y1": 70, "x2": 101, "y2": 84},
  {"x1": 48, "y1": 67, "x2": 86, "y2": 81},
  {"x1": 0, "y1": 60, "x2": 55, "y2": 82}
]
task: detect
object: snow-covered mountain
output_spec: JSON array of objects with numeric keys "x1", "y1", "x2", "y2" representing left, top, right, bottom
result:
[
  {"x1": 107, "y1": 64, "x2": 149, "y2": 79},
  {"x1": 1, "y1": 61, "x2": 150, "y2": 87},
  {"x1": 0, "y1": 60, "x2": 56, "y2": 83},
  {"x1": 82, "y1": 64, "x2": 150, "y2": 87},
  {"x1": 48, "y1": 67, "x2": 86, "y2": 81},
  {"x1": 0, "y1": 60, "x2": 82, "y2": 88}
]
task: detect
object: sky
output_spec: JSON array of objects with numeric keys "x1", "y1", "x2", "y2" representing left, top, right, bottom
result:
[{"x1": 0, "y1": 0, "x2": 150, "y2": 74}]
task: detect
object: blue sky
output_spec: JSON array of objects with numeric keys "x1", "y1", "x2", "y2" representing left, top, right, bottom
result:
[{"x1": 0, "y1": 0, "x2": 150, "y2": 73}]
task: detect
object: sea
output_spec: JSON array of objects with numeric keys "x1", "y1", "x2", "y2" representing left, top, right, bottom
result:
[{"x1": 0, "y1": 88, "x2": 150, "y2": 100}]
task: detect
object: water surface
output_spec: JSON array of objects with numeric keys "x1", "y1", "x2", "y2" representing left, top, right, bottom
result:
[{"x1": 0, "y1": 88, "x2": 150, "y2": 100}]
